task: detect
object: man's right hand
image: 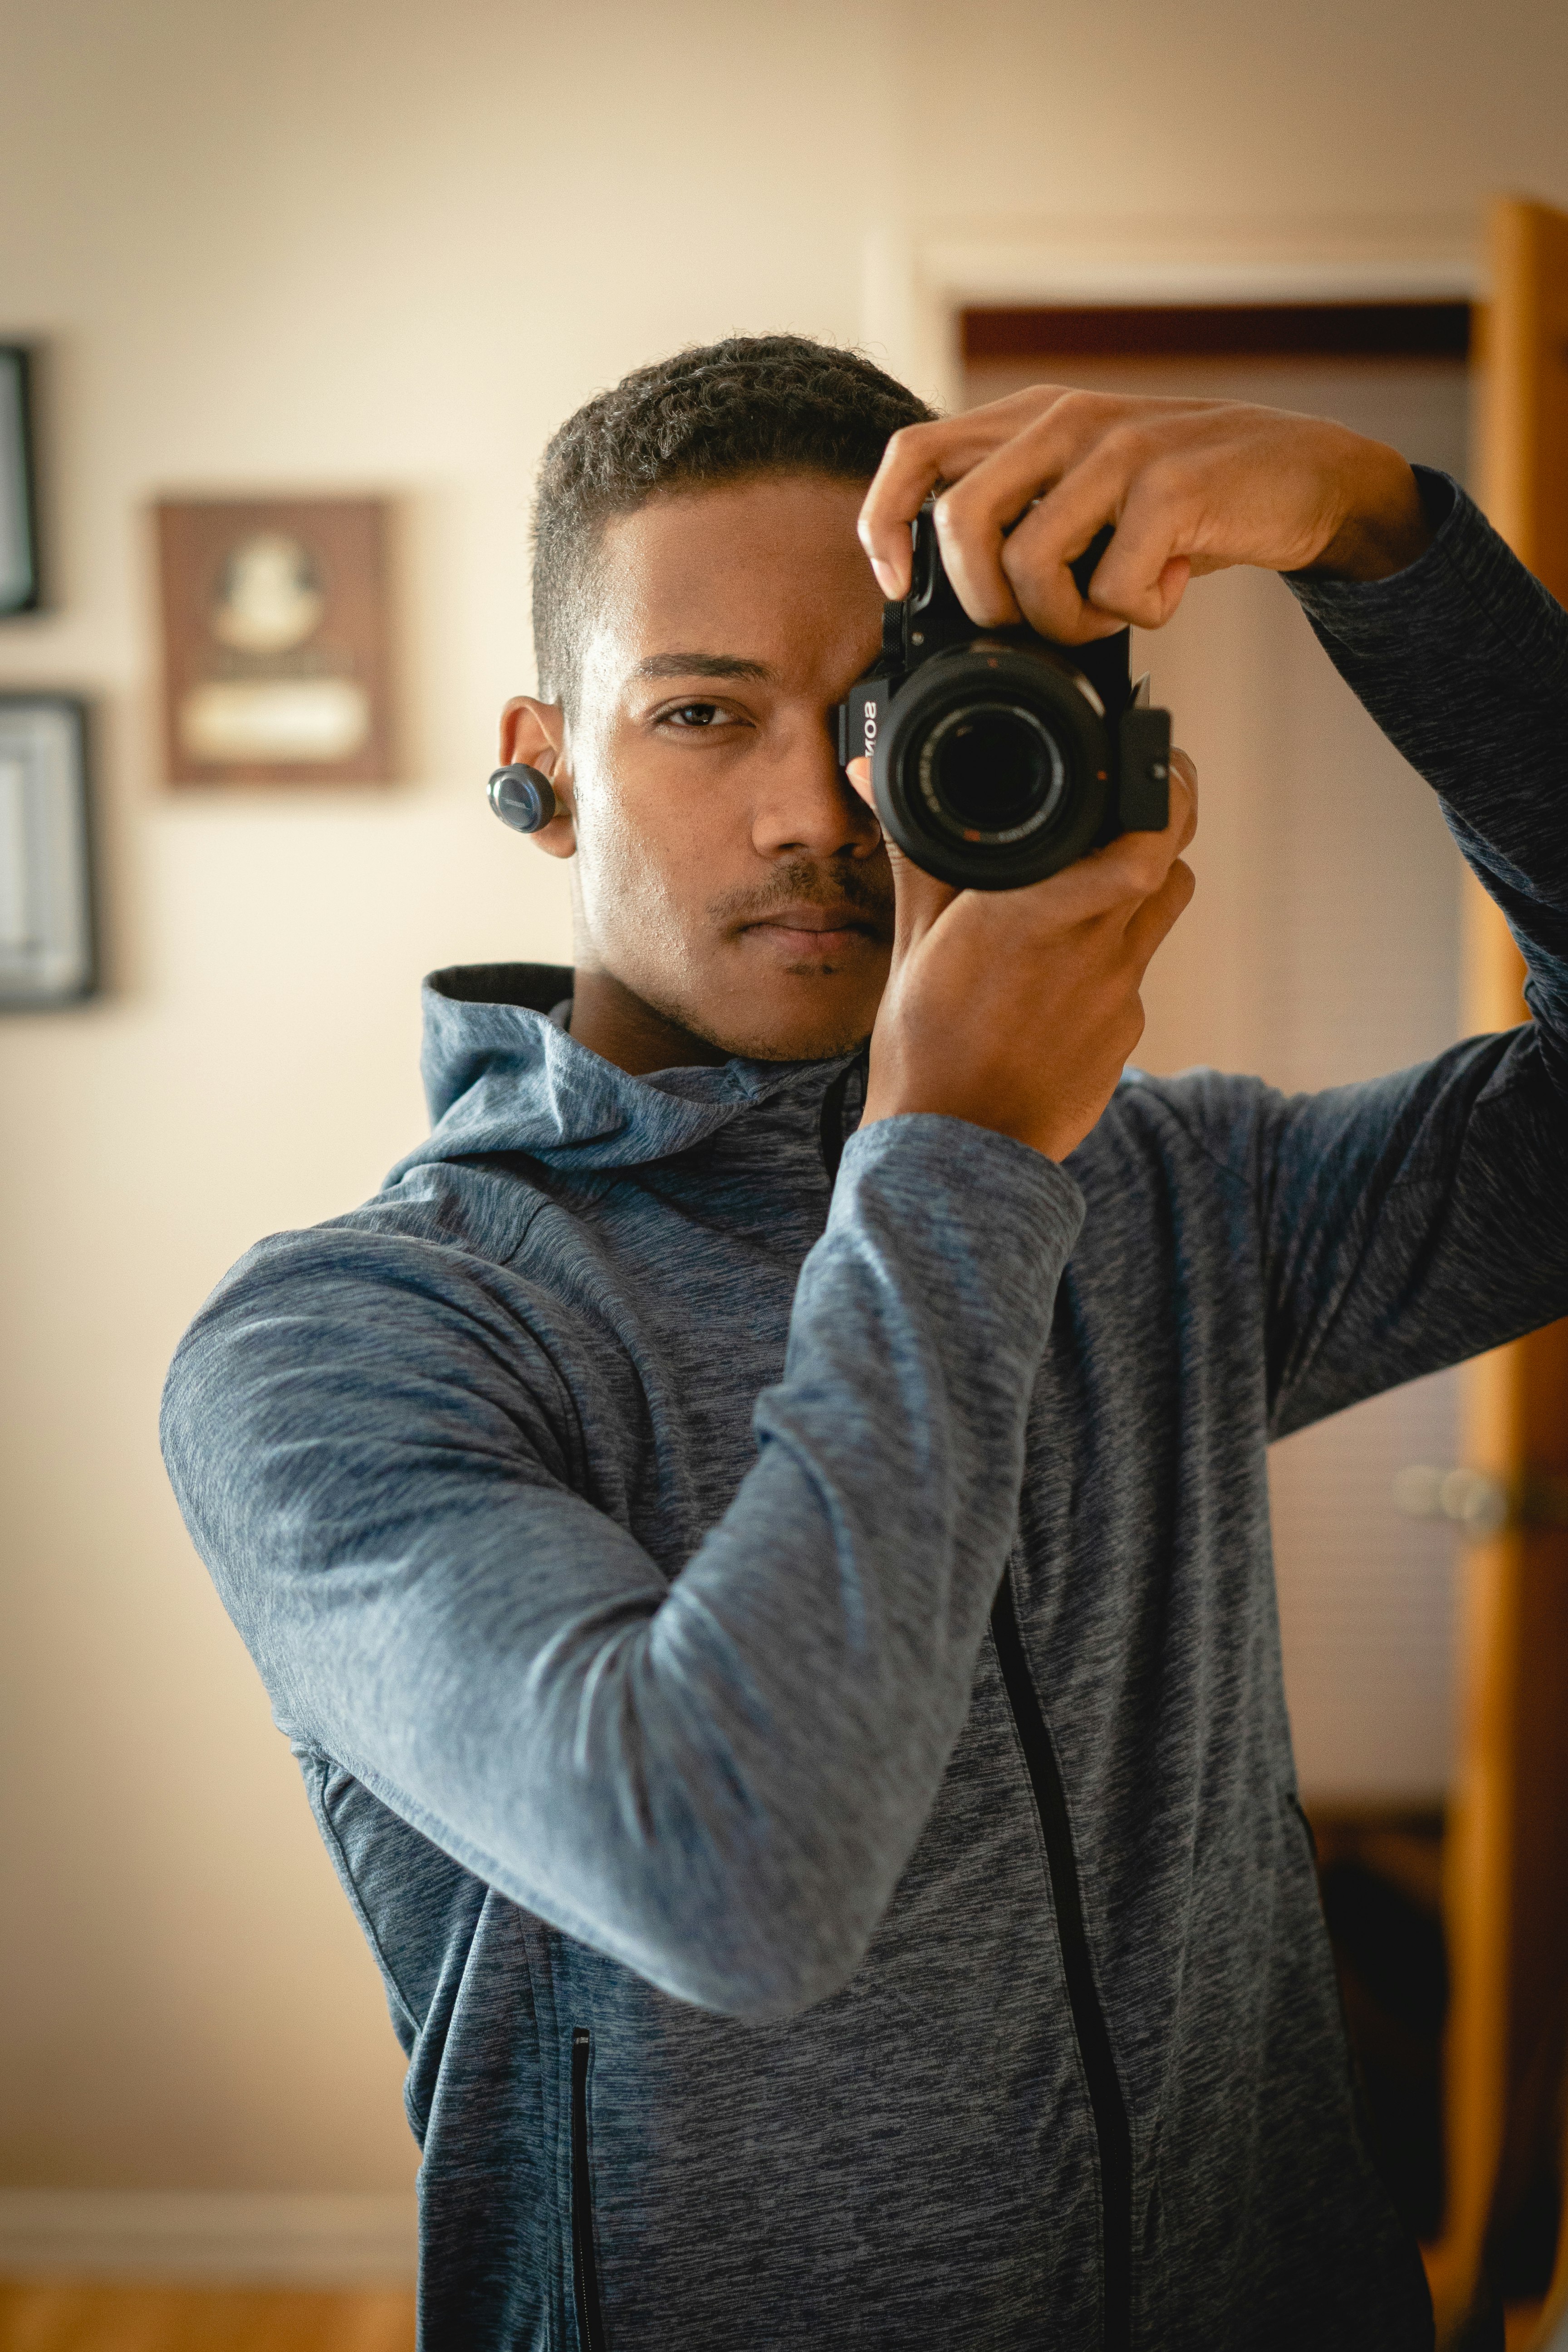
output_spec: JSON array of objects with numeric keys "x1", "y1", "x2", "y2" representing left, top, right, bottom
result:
[{"x1": 845, "y1": 750, "x2": 1197, "y2": 1163}]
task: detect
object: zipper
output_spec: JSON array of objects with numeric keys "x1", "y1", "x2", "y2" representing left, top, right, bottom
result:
[
  {"x1": 817, "y1": 1053, "x2": 865, "y2": 1191},
  {"x1": 570, "y1": 2028, "x2": 607, "y2": 2352},
  {"x1": 990, "y1": 1566, "x2": 1133, "y2": 2352}
]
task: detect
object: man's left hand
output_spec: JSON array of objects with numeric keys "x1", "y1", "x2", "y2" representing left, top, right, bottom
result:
[{"x1": 857, "y1": 386, "x2": 1434, "y2": 645}]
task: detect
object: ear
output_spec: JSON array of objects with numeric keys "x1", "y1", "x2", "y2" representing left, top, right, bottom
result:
[{"x1": 499, "y1": 695, "x2": 577, "y2": 861}]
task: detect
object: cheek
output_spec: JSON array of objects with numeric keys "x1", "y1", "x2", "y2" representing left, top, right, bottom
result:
[{"x1": 571, "y1": 761, "x2": 705, "y2": 955}]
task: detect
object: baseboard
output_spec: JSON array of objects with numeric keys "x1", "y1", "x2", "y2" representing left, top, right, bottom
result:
[{"x1": 0, "y1": 2189, "x2": 417, "y2": 2285}]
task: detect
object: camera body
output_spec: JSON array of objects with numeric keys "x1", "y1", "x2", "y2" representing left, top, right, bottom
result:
[{"x1": 833, "y1": 511, "x2": 1172, "y2": 892}]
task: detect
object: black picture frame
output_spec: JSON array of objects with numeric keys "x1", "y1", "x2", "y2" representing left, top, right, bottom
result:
[
  {"x1": 0, "y1": 695, "x2": 96, "y2": 1008},
  {"x1": 0, "y1": 345, "x2": 39, "y2": 616}
]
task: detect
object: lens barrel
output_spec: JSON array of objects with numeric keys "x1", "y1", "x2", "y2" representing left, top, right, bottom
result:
[{"x1": 874, "y1": 642, "x2": 1112, "y2": 891}]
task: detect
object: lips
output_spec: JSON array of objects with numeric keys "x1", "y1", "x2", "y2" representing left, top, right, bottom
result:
[{"x1": 740, "y1": 902, "x2": 877, "y2": 941}]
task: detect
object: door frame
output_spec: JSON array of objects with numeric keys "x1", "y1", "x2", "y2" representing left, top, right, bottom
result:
[{"x1": 858, "y1": 225, "x2": 1480, "y2": 412}]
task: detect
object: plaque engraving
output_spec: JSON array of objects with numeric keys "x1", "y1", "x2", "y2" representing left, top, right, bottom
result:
[{"x1": 157, "y1": 496, "x2": 394, "y2": 785}]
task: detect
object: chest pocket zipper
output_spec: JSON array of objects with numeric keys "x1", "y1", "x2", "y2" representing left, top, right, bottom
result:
[{"x1": 571, "y1": 2028, "x2": 607, "y2": 2352}]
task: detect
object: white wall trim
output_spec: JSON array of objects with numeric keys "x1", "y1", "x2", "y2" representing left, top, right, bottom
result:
[
  {"x1": 861, "y1": 225, "x2": 1482, "y2": 414},
  {"x1": 918, "y1": 242, "x2": 1481, "y2": 306},
  {"x1": 0, "y1": 2189, "x2": 417, "y2": 2285}
]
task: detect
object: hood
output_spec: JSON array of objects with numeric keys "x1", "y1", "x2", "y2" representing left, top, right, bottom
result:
[{"x1": 389, "y1": 962, "x2": 855, "y2": 1180}]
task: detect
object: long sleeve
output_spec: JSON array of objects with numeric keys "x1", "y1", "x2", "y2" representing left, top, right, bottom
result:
[
  {"x1": 1166, "y1": 471, "x2": 1568, "y2": 1437},
  {"x1": 162, "y1": 1116, "x2": 1083, "y2": 2022}
]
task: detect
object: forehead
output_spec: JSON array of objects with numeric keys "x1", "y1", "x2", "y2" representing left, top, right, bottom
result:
[{"x1": 588, "y1": 471, "x2": 882, "y2": 681}]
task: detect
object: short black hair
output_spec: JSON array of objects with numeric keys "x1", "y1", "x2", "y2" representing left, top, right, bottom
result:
[{"x1": 530, "y1": 333, "x2": 936, "y2": 713}]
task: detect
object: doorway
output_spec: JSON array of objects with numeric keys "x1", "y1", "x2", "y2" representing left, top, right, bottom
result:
[{"x1": 963, "y1": 301, "x2": 1474, "y2": 2237}]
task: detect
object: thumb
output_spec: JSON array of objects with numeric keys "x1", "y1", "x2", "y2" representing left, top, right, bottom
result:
[{"x1": 846, "y1": 755, "x2": 958, "y2": 946}]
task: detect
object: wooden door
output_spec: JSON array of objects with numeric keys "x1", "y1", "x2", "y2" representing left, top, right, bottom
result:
[{"x1": 1431, "y1": 195, "x2": 1568, "y2": 2341}]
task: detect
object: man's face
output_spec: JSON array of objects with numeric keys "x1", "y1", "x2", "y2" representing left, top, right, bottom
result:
[{"x1": 523, "y1": 471, "x2": 895, "y2": 1063}]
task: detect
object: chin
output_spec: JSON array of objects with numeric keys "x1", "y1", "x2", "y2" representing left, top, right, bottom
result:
[
  {"x1": 696, "y1": 976, "x2": 881, "y2": 1064},
  {"x1": 749, "y1": 1025, "x2": 874, "y2": 1064},
  {"x1": 714, "y1": 1012, "x2": 875, "y2": 1063}
]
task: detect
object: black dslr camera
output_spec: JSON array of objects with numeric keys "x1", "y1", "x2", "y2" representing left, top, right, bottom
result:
[{"x1": 833, "y1": 510, "x2": 1172, "y2": 891}]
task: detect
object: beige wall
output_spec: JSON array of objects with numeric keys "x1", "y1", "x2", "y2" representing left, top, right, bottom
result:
[{"x1": 2, "y1": 0, "x2": 1566, "y2": 2195}]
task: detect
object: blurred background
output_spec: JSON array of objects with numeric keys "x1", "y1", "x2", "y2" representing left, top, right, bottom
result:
[{"x1": 3, "y1": 2, "x2": 1568, "y2": 2346}]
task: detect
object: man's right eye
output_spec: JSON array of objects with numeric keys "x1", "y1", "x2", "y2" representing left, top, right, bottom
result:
[{"x1": 662, "y1": 702, "x2": 723, "y2": 728}]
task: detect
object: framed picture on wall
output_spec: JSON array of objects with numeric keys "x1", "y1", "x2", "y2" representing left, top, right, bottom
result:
[
  {"x1": 0, "y1": 347, "x2": 39, "y2": 616},
  {"x1": 0, "y1": 696, "x2": 95, "y2": 1008},
  {"x1": 156, "y1": 495, "x2": 395, "y2": 785}
]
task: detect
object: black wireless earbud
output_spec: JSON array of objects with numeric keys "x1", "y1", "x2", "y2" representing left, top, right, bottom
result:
[{"x1": 488, "y1": 764, "x2": 559, "y2": 833}]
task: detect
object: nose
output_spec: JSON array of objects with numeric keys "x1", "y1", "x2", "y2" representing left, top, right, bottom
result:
[{"x1": 750, "y1": 718, "x2": 883, "y2": 863}]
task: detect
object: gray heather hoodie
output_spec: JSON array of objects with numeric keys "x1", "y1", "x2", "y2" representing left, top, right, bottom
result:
[{"x1": 162, "y1": 475, "x2": 1568, "y2": 2351}]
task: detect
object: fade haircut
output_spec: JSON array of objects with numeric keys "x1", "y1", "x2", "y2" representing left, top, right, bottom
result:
[{"x1": 530, "y1": 333, "x2": 936, "y2": 715}]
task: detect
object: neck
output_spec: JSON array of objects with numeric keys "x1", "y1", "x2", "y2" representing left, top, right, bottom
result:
[{"x1": 567, "y1": 966, "x2": 730, "y2": 1076}]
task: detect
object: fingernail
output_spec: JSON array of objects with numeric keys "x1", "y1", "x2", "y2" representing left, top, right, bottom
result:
[{"x1": 870, "y1": 558, "x2": 899, "y2": 598}]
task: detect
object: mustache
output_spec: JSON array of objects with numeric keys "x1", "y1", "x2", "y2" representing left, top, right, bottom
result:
[{"x1": 709, "y1": 859, "x2": 894, "y2": 936}]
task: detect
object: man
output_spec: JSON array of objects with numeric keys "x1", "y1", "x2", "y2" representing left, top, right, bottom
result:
[{"x1": 162, "y1": 335, "x2": 1568, "y2": 2351}]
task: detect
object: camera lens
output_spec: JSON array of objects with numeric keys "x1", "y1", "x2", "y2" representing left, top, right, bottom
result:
[
  {"x1": 922, "y1": 704, "x2": 1063, "y2": 841},
  {"x1": 875, "y1": 642, "x2": 1114, "y2": 891}
]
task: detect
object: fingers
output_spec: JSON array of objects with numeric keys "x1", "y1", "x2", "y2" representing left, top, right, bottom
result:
[
  {"x1": 931, "y1": 395, "x2": 1135, "y2": 627},
  {"x1": 1077, "y1": 499, "x2": 1195, "y2": 631},
  {"x1": 854, "y1": 735, "x2": 1196, "y2": 967},
  {"x1": 845, "y1": 759, "x2": 958, "y2": 945},
  {"x1": 859, "y1": 737, "x2": 1196, "y2": 933},
  {"x1": 860, "y1": 385, "x2": 1386, "y2": 647},
  {"x1": 857, "y1": 387, "x2": 1069, "y2": 600},
  {"x1": 1097, "y1": 749, "x2": 1197, "y2": 967},
  {"x1": 1123, "y1": 856, "x2": 1196, "y2": 967},
  {"x1": 860, "y1": 388, "x2": 1214, "y2": 639},
  {"x1": 1166, "y1": 747, "x2": 1198, "y2": 851},
  {"x1": 886, "y1": 846, "x2": 960, "y2": 951},
  {"x1": 1066, "y1": 744, "x2": 1197, "y2": 907},
  {"x1": 1000, "y1": 462, "x2": 1196, "y2": 640}
]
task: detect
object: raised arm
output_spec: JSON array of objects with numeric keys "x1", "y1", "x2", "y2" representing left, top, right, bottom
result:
[
  {"x1": 1116, "y1": 469, "x2": 1568, "y2": 1431},
  {"x1": 857, "y1": 391, "x2": 1568, "y2": 1430},
  {"x1": 163, "y1": 1120, "x2": 1080, "y2": 2024},
  {"x1": 1254, "y1": 471, "x2": 1568, "y2": 1430}
]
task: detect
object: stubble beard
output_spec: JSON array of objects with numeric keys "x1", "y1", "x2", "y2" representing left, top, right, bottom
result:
[{"x1": 581, "y1": 856, "x2": 894, "y2": 1066}]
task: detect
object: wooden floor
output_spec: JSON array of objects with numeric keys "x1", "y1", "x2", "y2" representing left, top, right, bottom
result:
[
  {"x1": 0, "y1": 2279, "x2": 1550, "y2": 2352},
  {"x1": 0, "y1": 2283, "x2": 415, "y2": 2352}
]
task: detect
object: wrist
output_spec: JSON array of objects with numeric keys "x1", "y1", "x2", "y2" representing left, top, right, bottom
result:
[
  {"x1": 860, "y1": 1088, "x2": 1074, "y2": 1164},
  {"x1": 1301, "y1": 445, "x2": 1434, "y2": 584}
]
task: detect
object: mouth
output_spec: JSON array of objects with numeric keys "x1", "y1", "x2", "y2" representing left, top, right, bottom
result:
[{"x1": 737, "y1": 903, "x2": 884, "y2": 959}]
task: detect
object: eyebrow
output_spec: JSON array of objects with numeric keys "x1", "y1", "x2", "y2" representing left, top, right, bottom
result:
[{"x1": 633, "y1": 652, "x2": 773, "y2": 683}]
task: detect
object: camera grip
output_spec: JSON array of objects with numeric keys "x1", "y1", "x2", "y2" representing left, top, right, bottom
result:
[{"x1": 1117, "y1": 706, "x2": 1171, "y2": 833}]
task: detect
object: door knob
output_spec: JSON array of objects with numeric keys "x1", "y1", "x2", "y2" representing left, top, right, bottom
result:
[{"x1": 1392, "y1": 1465, "x2": 1568, "y2": 1538}]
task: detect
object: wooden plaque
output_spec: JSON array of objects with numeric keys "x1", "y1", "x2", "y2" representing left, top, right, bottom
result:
[{"x1": 157, "y1": 496, "x2": 394, "y2": 785}]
